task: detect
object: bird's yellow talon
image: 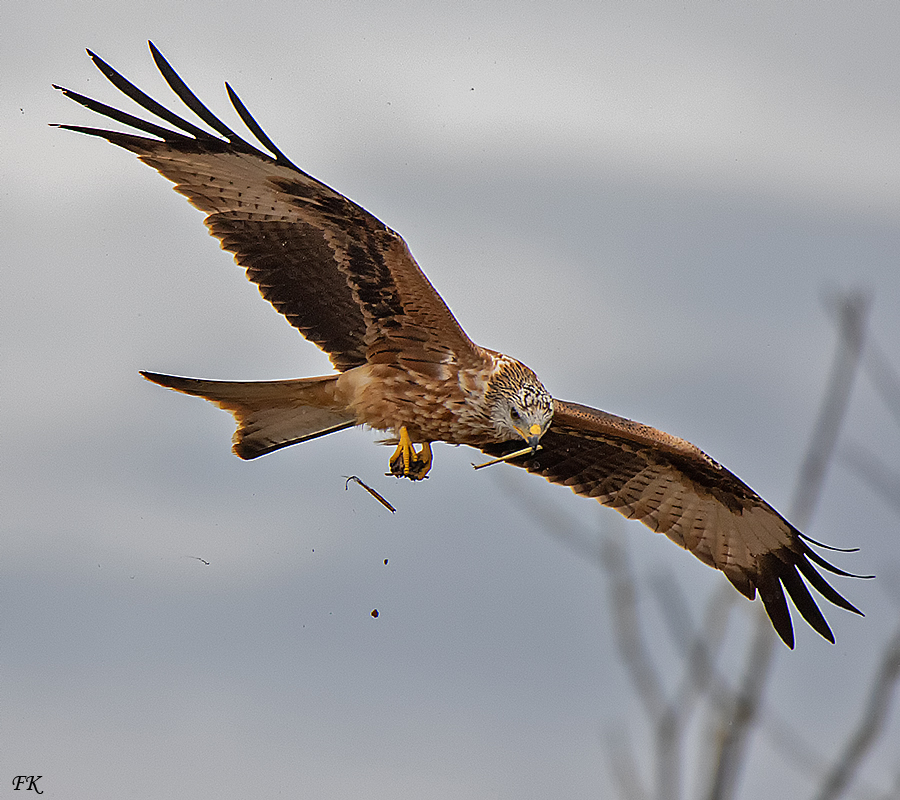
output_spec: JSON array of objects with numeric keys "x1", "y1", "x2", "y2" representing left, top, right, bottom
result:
[{"x1": 388, "y1": 427, "x2": 432, "y2": 481}]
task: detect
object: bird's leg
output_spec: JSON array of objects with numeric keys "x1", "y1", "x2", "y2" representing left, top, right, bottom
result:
[
  {"x1": 388, "y1": 427, "x2": 432, "y2": 481},
  {"x1": 388, "y1": 426, "x2": 415, "y2": 476},
  {"x1": 415, "y1": 441, "x2": 433, "y2": 478}
]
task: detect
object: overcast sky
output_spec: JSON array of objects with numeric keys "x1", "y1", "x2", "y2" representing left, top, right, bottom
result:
[{"x1": 4, "y1": 2, "x2": 900, "y2": 798}]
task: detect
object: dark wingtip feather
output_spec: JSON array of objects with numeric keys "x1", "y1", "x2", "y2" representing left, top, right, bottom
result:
[
  {"x1": 53, "y1": 83, "x2": 186, "y2": 142},
  {"x1": 797, "y1": 531, "x2": 860, "y2": 553},
  {"x1": 146, "y1": 41, "x2": 288, "y2": 165},
  {"x1": 148, "y1": 41, "x2": 242, "y2": 143},
  {"x1": 225, "y1": 82, "x2": 298, "y2": 169},
  {"x1": 803, "y1": 545, "x2": 874, "y2": 580},
  {"x1": 723, "y1": 567, "x2": 757, "y2": 601},
  {"x1": 756, "y1": 571, "x2": 796, "y2": 649},
  {"x1": 796, "y1": 556, "x2": 865, "y2": 617},
  {"x1": 761, "y1": 539, "x2": 869, "y2": 646},
  {"x1": 57, "y1": 44, "x2": 287, "y2": 167},
  {"x1": 780, "y1": 568, "x2": 835, "y2": 644},
  {"x1": 85, "y1": 46, "x2": 213, "y2": 140}
]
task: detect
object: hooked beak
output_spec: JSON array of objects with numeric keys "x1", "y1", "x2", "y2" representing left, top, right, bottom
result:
[{"x1": 524, "y1": 423, "x2": 543, "y2": 454}]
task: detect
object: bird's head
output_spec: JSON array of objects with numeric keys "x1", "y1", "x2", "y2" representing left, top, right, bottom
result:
[{"x1": 485, "y1": 357, "x2": 554, "y2": 452}]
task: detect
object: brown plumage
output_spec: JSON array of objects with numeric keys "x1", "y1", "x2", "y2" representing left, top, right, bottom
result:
[{"x1": 56, "y1": 42, "x2": 865, "y2": 648}]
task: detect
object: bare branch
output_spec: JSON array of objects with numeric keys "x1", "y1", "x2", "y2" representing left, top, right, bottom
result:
[
  {"x1": 701, "y1": 291, "x2": 873, "y2": 800},
  {"x1": 813, "y1": 622, "x2": 900, "y2": 800},
  {"x1": 704, "y1": 607, "x2": 777, "y2": 800},
  {"x1": 840, "y1": 442, "x2": 900, "y2": 516},
  {"x1": 494, "y1": 470, "x2": 603, "y2": 567},
  {"x1": 600, "y1": 526, "x2": 666, "y2": 723},
  {"x1": 656, "y1": 704, "x2": 682, "y2": 800},
  {"x1": 650, "y1": 577, "x2": 736, "y2": 713},
  {"x1": 863, "y1": 338, "x2": 900, "y2": 432},
  {"x1": 494, "y1": 291, "x2": 891, "y2": 799},
  {"x1": 793, "y1": 291, "x2": 871, "y2": 529},
  {"x1": 605, "y1": 725, "x2": 651, "y2": 800},
  {"x1": 877, "y1": 767, "x2": 900, "y2": 800}
]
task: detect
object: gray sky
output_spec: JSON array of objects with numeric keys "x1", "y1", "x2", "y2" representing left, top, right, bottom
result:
[{"x1": 4, "y1": 2, "x2": 900, "y2": 798}]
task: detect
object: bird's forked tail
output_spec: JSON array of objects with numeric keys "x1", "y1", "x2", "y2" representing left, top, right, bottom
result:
[{"x1": 140, "y1": 371, "x2": 357, "y2": 459}]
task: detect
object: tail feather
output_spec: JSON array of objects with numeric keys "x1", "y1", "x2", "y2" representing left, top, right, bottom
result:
[{"x1": 140, "y1": 371, "x2": 357, "y2": 459}]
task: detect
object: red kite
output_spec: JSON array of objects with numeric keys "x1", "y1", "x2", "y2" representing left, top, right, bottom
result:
[{"x1": 56, "y1": 43, "x2": 863, "y2": 648}]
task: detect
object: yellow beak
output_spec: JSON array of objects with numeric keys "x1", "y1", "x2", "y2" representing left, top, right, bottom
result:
[{"x1": 522, "y1": 423, "x2": 543, "y2": 453}]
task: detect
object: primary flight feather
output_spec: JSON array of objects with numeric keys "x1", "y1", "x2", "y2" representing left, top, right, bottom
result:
[{"x1": 56, "y1": 42, "x2": 863, "y2": 648}]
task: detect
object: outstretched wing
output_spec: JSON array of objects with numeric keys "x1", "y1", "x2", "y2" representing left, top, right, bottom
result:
[
  {"x1": 481, "y1": 400, "x2": 864, "y2": 648},
  {"x1": 54, "y1": 42, "x2": 483, "y2": 375}
]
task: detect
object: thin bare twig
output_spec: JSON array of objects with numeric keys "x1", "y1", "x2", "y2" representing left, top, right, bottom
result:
[
  {"x1": 494, "y1": 470, "x2": 603, "y2": 567},
  {"x1": 813, "y1": 623, "x2": 900, "y2": 800},
  {"x1": 649, "y1": 577, "x2": 736, "y2": 800},
  {"x1": 605, "y1": 725, "x2": 651, "y2": 800},
  {"x1": 652, "y1": 578, "x2": 738, "y2": 733},
  {"x1": 472, "y1": 444, "x2": 542, "y2": 470},
  {"x1": 343, "y1": 475, "x2": 396, "y2": 513},
  {"x1": 705, "y1": 291, "x2": 872, "y2": 800},
  {"x1": 877, "y1": 768, "x2": 900, "y2": 800},
  {"x1": 652, "y1": 578, "x2": 865, "y2": 792},
  {"x1": 704, "y1": 606, "x2": 777, "y2": 800},
  {"x1": 600, "y1": 527, "x2": 665, "y2": 723},
  {"x1": 493, "y1": 292, "x2": 890, "y2": 800},
  {"x1": 840, "y1": 443, "x2": 900, "y2": 516},
  {"x1": 792, "y1": 291, "x2": 871, "y2": 527},
  {"x1": 863, "y1": 338, "x2": 900, "y2": 432},
  {"x1": 650, "y1": 577, "x2": 736, "y2": 714}
]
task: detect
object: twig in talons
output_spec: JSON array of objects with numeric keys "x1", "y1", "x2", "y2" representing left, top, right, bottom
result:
[
  {"x1": 472, "y1": 444, "x2": 541, "y2": 471},
  {"x1": 344, "y1": 475, "x2": 396, "y2": 513}
]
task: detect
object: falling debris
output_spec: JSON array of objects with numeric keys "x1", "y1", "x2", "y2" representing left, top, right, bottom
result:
[
  {"x1": 344, "y1": 475, "x2": 396, "y2": 513},
  {"x1": 371, "y1": 609, "x2": 379, "y2": 618},
  {"x1": 383, "y1": 558, "x2": 389, "y2": 565}
]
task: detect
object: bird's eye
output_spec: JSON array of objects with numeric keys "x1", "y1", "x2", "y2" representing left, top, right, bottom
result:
[{"x1": 510, "y1": 409, "x2": 521, "y2": 421}]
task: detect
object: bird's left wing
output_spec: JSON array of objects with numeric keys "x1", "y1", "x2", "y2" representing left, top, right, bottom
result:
[
  {"x1": 54, "y1": 43, "x2": 484, "y2": 376},
  {"x1": 481, "y1": 400, "x2": 864, "y2": 648}
]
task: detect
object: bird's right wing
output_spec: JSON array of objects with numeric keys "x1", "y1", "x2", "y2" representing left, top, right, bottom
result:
[
  {"x1": 481, "y1": 399, "x2": 865, "y2": 648},
  {"x1": 55, "y1": 43, "x2": 485, "y2": 376}
]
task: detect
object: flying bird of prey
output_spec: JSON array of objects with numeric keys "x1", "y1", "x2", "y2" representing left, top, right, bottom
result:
[{"x1": 56, "y1": 43, "x2": 863, "y2": 648}]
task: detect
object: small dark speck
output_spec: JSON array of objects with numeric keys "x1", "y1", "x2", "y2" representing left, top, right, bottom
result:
[
  {"x1": 371, "y1": 609, "x2": 379, "y2": 618},
  {"x1": 383, "y1": 558, "x2": 389, "y2": 565}
]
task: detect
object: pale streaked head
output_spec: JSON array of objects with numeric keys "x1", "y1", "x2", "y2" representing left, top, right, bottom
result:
[{"x1": 485, "y1": 358, "x2": 554, "y2": 451}]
